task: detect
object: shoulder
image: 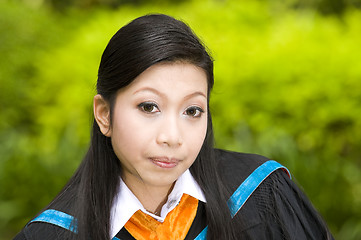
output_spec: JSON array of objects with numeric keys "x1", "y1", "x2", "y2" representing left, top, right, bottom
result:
[
  {"x1": 14, "y1": 222, "x2": 73, "y2": 240},
  {"x1": 241, "y1": 169, "x2": 333, "y2": 239},
  {"x1": 214, "y1": 148, "x2": 271, "y2": 192},
  {"x1": 13, "y1": 208, "x2": 76, "y2": 240},
  {"x1": 214, "y1": 149, "x2": 334, "y2": 239},
  {"x1": 215, "y1": 148, "x2": 269, "y2": 164},
  {"x1": 214, "y1": 148, "x2": 270, "y2": 173}
]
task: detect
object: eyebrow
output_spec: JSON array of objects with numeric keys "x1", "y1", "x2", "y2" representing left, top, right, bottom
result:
[{"x1": 133, "y1": 87, "x2": 207, "y2": 100}]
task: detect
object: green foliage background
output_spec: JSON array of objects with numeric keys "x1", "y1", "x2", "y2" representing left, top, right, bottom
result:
[{"x1": 1, "y1": 0, "x2": 361, "y2": 239}]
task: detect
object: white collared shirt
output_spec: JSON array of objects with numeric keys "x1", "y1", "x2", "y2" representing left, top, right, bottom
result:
[{"x1": 109, "y1": 169, "x2": 206, "y2": 238}]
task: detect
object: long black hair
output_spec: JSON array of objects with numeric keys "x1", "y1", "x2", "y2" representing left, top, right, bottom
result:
[{"x1": 48, "y1": 14, "x2": 234, "y2": 239}]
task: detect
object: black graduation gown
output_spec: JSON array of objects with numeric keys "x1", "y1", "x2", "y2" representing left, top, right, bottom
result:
[{"x1": 13, "y1": 149, "x2": 334, "y2": 240}]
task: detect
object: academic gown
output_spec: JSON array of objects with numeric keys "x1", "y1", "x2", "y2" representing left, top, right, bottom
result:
[{"x1": 13, "y1": 149, "x2": 334, "y2": 240}]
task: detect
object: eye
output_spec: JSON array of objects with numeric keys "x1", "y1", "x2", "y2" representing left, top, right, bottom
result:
[
  {"x1": 184, "y1": 106, "x2": 204, "y2": 118},
  {"x1": 138, "y1": 102, "x2": 160, "y2": 113}
]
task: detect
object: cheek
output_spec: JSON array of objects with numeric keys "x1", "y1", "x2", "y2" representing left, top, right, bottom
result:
[
  {"x1": 110, "y1": 113, "x2": 148, "y2": 159},
  {"x1": 186, "y1": 118, "x2": 208, "y2": 154}
]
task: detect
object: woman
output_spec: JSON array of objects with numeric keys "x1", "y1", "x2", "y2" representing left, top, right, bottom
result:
[{"x1": 14, "y1": 14, "x2": 333, "y2": 240}]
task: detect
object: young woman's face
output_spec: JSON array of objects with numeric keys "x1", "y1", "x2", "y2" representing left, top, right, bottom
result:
[{"x1": 110, "y1": 62, "x2": 208, "y2": 190}]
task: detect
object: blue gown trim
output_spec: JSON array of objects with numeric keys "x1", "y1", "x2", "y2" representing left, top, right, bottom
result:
[
  {"x1": 28, "y1": 160, "x2": 290, "y2": 240},
  {"x1": 194, "y1": 226, "x2": 208, "y2": 240},
  {"x1": 29, "y1": 209, "x2": 77, "y2": 233},
  {"x1": 227, "y1": 160, "x2": 290, "y2": 217},
  {"x1": 29, "y1": 209, "x2": 120, "y2": 240},
  {"x1": 195, "y1": 160, "x2": 290, "y2": 239}
]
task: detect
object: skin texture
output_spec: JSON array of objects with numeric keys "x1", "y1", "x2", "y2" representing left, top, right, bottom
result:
[{"x1": 94, "y1": 62, "x2": 208, "y2": 214}]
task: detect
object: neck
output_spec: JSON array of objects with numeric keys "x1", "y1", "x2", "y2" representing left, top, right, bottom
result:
[{"x1": 122, "y1": 177, "x2": 175, "y2": 216}]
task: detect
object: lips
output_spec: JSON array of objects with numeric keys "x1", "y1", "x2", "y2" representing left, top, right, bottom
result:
[{"x1": 149, "y1": 157, "x2": 180, "y2": 169}]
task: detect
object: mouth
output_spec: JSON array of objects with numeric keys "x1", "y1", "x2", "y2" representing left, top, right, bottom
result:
[{"x1": 149, "y1": 157, "x2": 180, "y2": 169}]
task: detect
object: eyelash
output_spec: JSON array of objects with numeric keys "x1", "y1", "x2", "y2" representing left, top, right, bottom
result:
[
  {"x1": 138, "y1": 102, "x2": 160, "y2": 113},
  {"x1": 137, "y1": 102, "x2": 204, "y2": 118},
  {"x1": 184, "y1": 106, "x2": 204, "y2": 118}
]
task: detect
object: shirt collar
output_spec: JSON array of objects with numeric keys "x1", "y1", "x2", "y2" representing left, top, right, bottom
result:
[{"x1": 109, "y1": 169, "x2": 206, "y2": 238}]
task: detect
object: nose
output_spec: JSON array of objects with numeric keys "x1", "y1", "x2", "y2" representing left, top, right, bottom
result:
[{"x1": 156, "y1": 115, "x2": 183, "y2": 147}]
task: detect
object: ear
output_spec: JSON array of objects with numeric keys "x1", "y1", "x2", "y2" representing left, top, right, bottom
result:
[{"x1": 93, "y1": 94, "x2": 112, "y2": 137}]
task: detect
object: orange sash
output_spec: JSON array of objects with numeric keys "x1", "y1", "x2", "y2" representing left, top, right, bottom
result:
[{"x1": 124, "y1": 194, "x2": 198, "y2": 240}]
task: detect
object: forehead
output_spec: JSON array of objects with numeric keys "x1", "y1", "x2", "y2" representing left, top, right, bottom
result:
[{"x1": 121, "y1": 62, "x2": 208, "y2": 97}]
